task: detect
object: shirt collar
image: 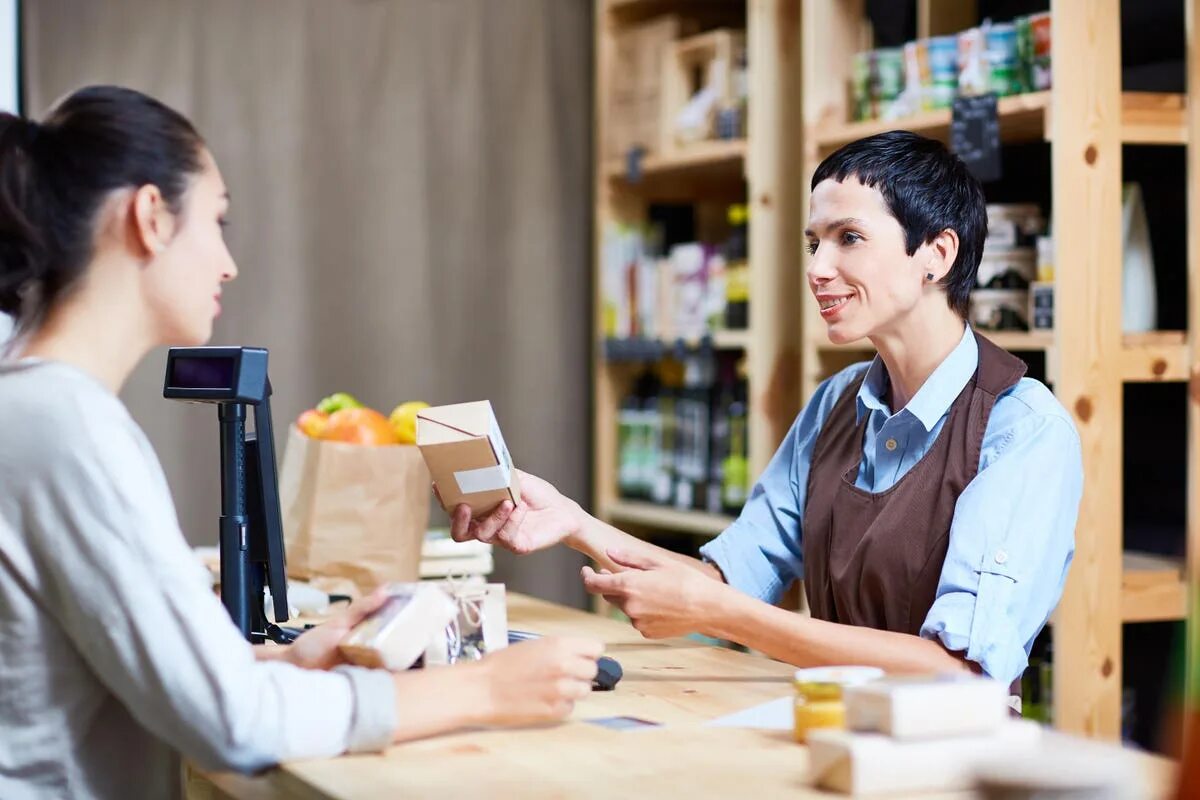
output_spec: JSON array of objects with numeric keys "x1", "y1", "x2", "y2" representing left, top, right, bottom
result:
[{"x1": 855, "y1": 326, "x2": 978, "y2": 432}]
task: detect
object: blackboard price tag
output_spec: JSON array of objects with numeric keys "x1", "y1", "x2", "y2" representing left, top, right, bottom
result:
[
  {"x1": 951, "y1": 93, "x2": 1002, "y2": 183},
  {"x1": 625, "y1": 146, "x2": 645, "y2": 184}
]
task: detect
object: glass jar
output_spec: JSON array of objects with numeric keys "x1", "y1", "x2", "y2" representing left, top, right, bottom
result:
[{"x1": 792, "y1": 667, "x2": 885, "y2": 744}]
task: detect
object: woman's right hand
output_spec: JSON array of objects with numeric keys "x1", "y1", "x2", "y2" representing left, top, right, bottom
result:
[
  {"x1": 476, "y1": 636, "x2": 602, "y2": 726},
  {"x1": 448, "y1": 470, "x2": 584, "y2": 555}
]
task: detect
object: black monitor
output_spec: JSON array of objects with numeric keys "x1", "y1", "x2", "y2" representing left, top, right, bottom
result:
[{"x1": 163, "y1": 347, "x2": 291, "y2": 643}]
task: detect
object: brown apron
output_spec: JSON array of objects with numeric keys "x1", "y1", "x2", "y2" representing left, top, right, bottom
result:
[{"x1": 803, "y1": 333, "x2": 1026, "y2": 647}]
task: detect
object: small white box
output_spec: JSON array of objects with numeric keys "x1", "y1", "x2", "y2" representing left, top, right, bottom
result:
[
  {"x1": 338, "y1": 583, "x2": 457, "y2": 671},
  {"x1": 844, "y1": 673, "x2": 1009, "y2": 740},
  {"x1": 807, "y1": 719, "x2": 1043, "y2": 796}
]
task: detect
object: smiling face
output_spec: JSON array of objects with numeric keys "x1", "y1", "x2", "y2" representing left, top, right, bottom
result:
[
  {"x1": 141, "y1": 148, "x2": 237, "y2": 346},
  {"x1": 805, "y1": 177, "x2": 946, "y2": 344}
]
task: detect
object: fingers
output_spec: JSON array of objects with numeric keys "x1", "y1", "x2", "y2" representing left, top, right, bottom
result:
[
  {"x1": 473, "y1": 501, "x2": 515, "y2": 544},
  {"x1": 556, "y1": 635, "x2": 605, "y2": 661},
  {"x1": 557, "y1": 677, "x2": 592, "y2": 702},
  {"x1": 606, "y1": 547, "x2": 661, "y2": 572},
  {"x1": 493, "y1": 502, "x2": 529, "y2": 550},
  {"x1": 342, "y1": 587, "x2": 390, "y2": 625},
  {"x1": 449, "y1": 504, "x2": 474, "y2": 542},
  {"x1": 581, "y1": 565, "x2": 623, "y2": 596}
]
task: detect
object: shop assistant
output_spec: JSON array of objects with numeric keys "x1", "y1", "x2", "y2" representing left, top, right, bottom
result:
[{"x1": 450, "y1": 131, "x2": 1081, "y2": 691}]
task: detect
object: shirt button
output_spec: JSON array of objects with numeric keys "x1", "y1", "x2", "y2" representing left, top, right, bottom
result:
[
  {"x1": 885, "y1": 438, "x2": 898, "y2": 452},
  {"x1": 994, "y1": 549, "x2": 1008, "y2": 565}
]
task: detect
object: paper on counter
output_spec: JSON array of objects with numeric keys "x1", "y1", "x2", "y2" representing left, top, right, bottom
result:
[{"x1": 704, "y1": 695, "x2": 793, "y2": 730}]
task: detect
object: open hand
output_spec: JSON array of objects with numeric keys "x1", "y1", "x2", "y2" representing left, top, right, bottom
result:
[{"x1": 446, "y1": 470, "x2": 582, "y2": 555}]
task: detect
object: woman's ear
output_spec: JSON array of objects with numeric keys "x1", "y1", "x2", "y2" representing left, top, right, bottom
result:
[
  {"x1": 926, "y1": 227, "x2": 960, "y2": 283},
  {"x1": 131, "y1": 184, "x2": 176, "y2": 258}
]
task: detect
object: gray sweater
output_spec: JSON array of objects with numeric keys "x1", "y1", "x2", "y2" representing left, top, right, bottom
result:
[{"x1": 0, "y1": 359, "x2": 395, "y2": 799}]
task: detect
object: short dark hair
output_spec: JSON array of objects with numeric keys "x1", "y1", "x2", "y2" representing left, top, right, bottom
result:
[
  {"x1": 0, "y1": 85, "x2": 205, "y2": 330},
  {"x1": 810, "y1": 131, "x2": 986, "y2": 318}
]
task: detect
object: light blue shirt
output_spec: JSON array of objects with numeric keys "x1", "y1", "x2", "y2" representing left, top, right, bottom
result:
[{"x1": 699, "y1": 327, "x2": 1082, "y2": 686}]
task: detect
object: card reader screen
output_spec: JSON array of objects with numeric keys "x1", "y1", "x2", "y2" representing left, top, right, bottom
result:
[{"x1": 169, "y1": 356, "x2": 236, "y2": 390}]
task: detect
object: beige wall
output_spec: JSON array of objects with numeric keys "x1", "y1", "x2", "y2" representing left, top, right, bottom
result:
[{"x1": 24, "y1": 0, "x2": 593, "y2": 607}]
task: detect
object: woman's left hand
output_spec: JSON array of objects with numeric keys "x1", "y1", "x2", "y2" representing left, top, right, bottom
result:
[
  {"x1": 581, "y1": 549, "x2": 725, "y2": 639},
  {"x1": 281, "y1": 588, "x2": 390, "y2": 671}
]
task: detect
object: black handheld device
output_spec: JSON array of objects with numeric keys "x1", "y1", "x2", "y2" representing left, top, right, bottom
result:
[{"x1": 163, "y1": 347, "x2": 292, "y2": 644}]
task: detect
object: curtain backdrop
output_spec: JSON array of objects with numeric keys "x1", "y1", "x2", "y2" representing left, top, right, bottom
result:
[{"x1": 24, "y1": 0, "x2": 592, "y2": 607}]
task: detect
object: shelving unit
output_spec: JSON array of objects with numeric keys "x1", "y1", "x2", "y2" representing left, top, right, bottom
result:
[
  {"x1": 601, "y1": 500, "x2": 735, "y2": 537},
  {"x1": 592, "y1": 0, "x2": 803, "y2": 544},
  {"x1": 813, "y1": 90, "x2": 1186, "y2": 152},
  {"x1": 800, "y1": 0, "x2": 1196, "y2": 742},
  {"x1": 603, "y1": 138, "x2": 747, "y2": 184}
]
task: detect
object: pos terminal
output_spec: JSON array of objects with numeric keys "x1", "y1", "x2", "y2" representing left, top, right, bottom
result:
[{"x1": 162, "y1": 346, "x2": 295, "y2": 644}]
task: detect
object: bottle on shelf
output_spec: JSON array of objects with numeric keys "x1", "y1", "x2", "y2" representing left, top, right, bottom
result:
[
  {"x1": 651, "y1": 361, "x2": 681, "y2": 506},
  {"x1": 1021, "y1": 637, "x2": 1053, "y2": 724},
  {"x1": 722, "y1": 360, "x2": 750, "y2": 515},
  {"x1": 617, "y1": 391, "x2": 642, "y2": 500},
  {"x1": 706, "y1": 356, "x2": 734, "y2": 514},
  {"x1": 723, "y1": 203, "x2": 750, "y2": 331},
  {"x1": 617, "y1": 368, "x2": 662, "y2": 502},
  {"x1": 674, "y1": 352, "x2": 714, "y2": 512}
]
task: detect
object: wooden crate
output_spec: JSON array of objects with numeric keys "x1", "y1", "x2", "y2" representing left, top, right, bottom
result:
[
  {"x1": 604, "y1": 15, "x2": 694, "y2": 161},
  {"x1": 658, "y1": 28, "x2": 746, "y2": 153}
]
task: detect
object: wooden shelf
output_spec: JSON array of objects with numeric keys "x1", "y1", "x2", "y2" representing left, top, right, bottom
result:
[
  {"x1": 602, "y1": 330, "x2": 752, "y2": 364},
  {"x1": 1119, "y1": 331, "x2": 1188, "y2": 382},
  {"x1": 602, "y1": 500, "x2": 735, "y2": 536},
  {"x1": 604, "y1": 139, "x2": 746, "y2": 185},
  {"x1": 606, "y1": 0, "x2": 743, "y2": 26},
  {"x1": 1120, "y1": 551, "x2": 1187, "y2": 623},
  {"x1": 813, "y1": 92, "x2": 1185, "y2": 153},
  {"x1": 712, "y1": 328, "x2": 752, "y2": 350},
  {"x1": 816, "y1": 330, "x2": 1189, "y2": 383},
  {"x1": 1045, "y1": 551, "x2": 1187, "y2": 625}
]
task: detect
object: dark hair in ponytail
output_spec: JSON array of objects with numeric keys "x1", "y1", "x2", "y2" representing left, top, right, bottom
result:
[{"x1": 0, "y1": 85, "x2": 204, "y2": 330}]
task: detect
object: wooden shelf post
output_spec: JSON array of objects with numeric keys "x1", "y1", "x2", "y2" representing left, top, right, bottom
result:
[
  {"x1": 1187, "y1": 0, "x2": 1200, "y2": 717},
  {"x1": 1049, "y1": 0, "x2": 1124, "y2": 740},
  {"x1": 746, "y1": 0, "x2": 803, "y2": 476}
]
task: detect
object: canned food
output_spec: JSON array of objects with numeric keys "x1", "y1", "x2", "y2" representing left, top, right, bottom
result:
[
  {"x1": 852, "y1": 51, "x2": 872, "y2": 120},
  {"x1": 1028, "y1": 11, "x2": 1052, "y2": 91},
  {"x1": 986, "y1": 22, "x2": 1020, "y2": 96},
  {"x1": 902, "y1": 40, "x2": 931, "y2": 113},
  {"x1": 927, "y1": 34, "x2": 958, "y2": 108},
  {"x1": 957, "y1": 28, "x2": 989, "y2": 97}
]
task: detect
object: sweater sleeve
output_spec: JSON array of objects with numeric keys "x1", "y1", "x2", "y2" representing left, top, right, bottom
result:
[{"x1": 21, "y1": 421, "x2": 396, "y2": 772}]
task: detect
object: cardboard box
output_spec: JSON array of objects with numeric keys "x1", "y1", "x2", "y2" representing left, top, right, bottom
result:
[
  {"x1": 416, "y1": 401, "x2": 521, "y2": 516},
  {"x1": 806, "y1": 720, "x2": 1042, "y2": 795},
  {"x1": 844, "y1": 674, "x2": 1008, "y2": 740},
  {"x1": 338, "y1": 582, "x2": 457, "y2": 671}
]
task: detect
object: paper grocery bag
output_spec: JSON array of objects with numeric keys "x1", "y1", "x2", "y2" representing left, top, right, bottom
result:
[{"x1": 279, "y1": 426, "x2": 431, "y2": 596}]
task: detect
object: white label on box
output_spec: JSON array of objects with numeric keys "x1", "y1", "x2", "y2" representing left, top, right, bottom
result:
[
  {"x1": 455, "y1": 463, "x2": 512, "y2": 495},
  {"x1": 486, "y1": 406, "x2": 513, "y2": 471}
]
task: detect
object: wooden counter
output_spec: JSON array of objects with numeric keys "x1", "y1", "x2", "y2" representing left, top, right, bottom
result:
[{"x1": 188, "y1": 594, "x2": 1178, "y2": 800}]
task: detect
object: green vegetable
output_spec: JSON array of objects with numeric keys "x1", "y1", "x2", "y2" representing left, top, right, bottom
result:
[{"x1": 316, "y1": 392, "x2": 362, "y2": 415}]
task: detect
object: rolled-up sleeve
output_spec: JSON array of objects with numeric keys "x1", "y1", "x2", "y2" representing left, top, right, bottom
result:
[
  {"x1": 920, "y1": 410, "x2": 1082, "y2": 686},
  {"x1": 700, "y1": 368, "x2": 865, "y2": 604}
]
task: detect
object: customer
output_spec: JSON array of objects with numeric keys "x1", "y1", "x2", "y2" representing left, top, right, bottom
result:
[{"x1": 0, "y1": 85, "x2": 601, "y2": 799}]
